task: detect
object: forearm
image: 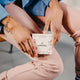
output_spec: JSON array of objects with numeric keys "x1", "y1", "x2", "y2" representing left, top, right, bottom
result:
[{"x1": 5, "y1": 3, "x2": 42, "y2": 33}]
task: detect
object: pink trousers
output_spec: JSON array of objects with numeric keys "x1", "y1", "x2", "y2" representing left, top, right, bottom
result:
[
  {"x1": 71, "y1": 31, "x2": 80, "y2": 76},
  {"x1": 0, "y1": 48, "x2": 63, "y2": 80}
]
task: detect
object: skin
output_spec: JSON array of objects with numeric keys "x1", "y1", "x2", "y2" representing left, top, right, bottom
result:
[
  {"x1": 44, "y1": 0, "x2": 63, "y2": 47},
  {"x1": 5, "y1": 0, "x2": 63, "y2": 47},
  {"x1": 3, "y1": 1, "x2": 68, "y2": 57},
  {"x1": 1, "y1": 1, "x2": 80, "y2": 77},
  {"x1": 1, "y1": 0, "x2": 63, "y2": 58},
  {"x1": 32, "y1": 0, "x2": 63, "y2": 47},
  {"x1": 1, "y1": 17, "x2": 37, "y2": 57}
]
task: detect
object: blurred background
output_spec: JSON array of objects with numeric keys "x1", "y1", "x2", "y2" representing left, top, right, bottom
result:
[
  {"x1": 62, "y1": 0, "x2": 80, "y2": 10},
  {"x1": 0, "y1": 0, "x2": 80, "y2": 80}
]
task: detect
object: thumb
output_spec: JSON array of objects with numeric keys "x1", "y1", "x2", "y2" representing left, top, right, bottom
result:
[
  {"x1": 51, "y1": 30, "x2": 57, "y2": 47},
  {"x1": 43, "y1": 20, "x2": 50, "y2": 34},
  {"x1": 52, "y1": 38, "x2": 55, "y2": 48}
]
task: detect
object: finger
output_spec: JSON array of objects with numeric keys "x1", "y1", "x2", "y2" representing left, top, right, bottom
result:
[
  {"x1": 72, "y1": 31, "x2": 80, "y2": 37},
  {"x1": 23, "y1": 40, "x2": 31, "y2": 54},
  {"x1": 52, "y1": 33, "x2": 56, "y2": 47},
  {"x1": 73, "y1": 35, "x2": 80, "y2": 41},
  {"x1": 55, "y1": 23, "x2": 62, "y2": 44},
  {"x1": 50, "y1": 23, "x2": 56, "y2": 47},
  {"x1": 56, "y1": 27, "x2": 62, "y2": 43},
  {"x1": 43, "y1": 20, "x2": 50, "y2": 34},
  {"x1": 50, "y1": 23, "x2": 61, "y2": 47},
  {"x1": 27, "y1": 38, "x2": 37, "y2": 57},
  {"x1": 18, "y1": 43, "x2": 24, "y2": 52},
  {"x1": 53, "y1": 30, "x2": 60, "y2": 46},
  {"x1": 28, "y1": 38, "x2": 38, "y2": 57},
  {"x1": 21, "y1": 42, "x2": 27, "y2": 52},
  {"x1": 72, "y1": 32, "x2": 80, "y2": 39},
  {"x1": 55, "y1": 30, "x2": 60, "y2": 45},
  {"x1": 25, "y1": 39, "x2": 34, "y2": 57}
]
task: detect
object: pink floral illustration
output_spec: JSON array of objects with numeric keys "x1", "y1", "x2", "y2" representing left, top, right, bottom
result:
[{"x1": 33, "y1": 39, "x2": 36, "y2": 43}]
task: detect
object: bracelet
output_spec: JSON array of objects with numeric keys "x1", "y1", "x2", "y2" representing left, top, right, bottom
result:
[{"x1": 4, "y1": 16, "x2": 12, "y2": 33}]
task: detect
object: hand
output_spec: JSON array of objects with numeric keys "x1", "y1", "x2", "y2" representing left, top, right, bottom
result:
[
  {"x1": 2, "y1": 16, "x2": 37, "y2": 57},
  {"x1": 43, "y1": 0, "x2": 63, "y2": 47}
]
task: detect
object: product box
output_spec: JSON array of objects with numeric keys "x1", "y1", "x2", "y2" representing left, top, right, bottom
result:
[{"x1": 32, "y1": 34, "x2": 52, "y2": 54}]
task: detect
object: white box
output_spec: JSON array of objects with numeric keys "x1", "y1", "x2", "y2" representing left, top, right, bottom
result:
[{"x1": 32, "y1": 34, "x2": 52, "y2": 54}]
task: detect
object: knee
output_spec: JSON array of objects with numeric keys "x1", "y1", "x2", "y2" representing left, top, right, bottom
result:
[
  {"x1": 51, "y1": 52, "x2": 64, "y2": 78},
  {"x1": 47, "y1": 61, "x2": 63, "y2": 79},
  {"x1": 58, "y1": 62, "x2": 64, "y2": 74},
  {"x1": 33, "y1": 56, "x2": 63, "y2": 79},
  {"x1": 48, "y1": 52, "x2": 64, "y2": 78},
  {"x1": 46, "y1": 59, "x2": 64, "y2": 79},
  {"x1": 54, "y1": 60, "x2": 64, "y2": 78},
  {"x1": 37, "y1": 61, "x2": 63, "y2": 79}
]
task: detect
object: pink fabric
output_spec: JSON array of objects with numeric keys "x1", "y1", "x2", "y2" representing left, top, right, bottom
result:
[
  {"x1": 0, "y1": 3, "x2": 64, "y2": 80},
  {"x1": 72, "y1": 31, "x2": 80, "y2": 76},
  {"x1": 75, "y1": 43, "x2": 80, "y2": 76},
  {"x1": 0, "y1": 48, "x2": 63, "y2": 80}
]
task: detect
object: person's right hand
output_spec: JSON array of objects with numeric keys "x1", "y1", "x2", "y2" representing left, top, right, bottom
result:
[
  {"x1": 2, "y1": 16, "x2": 37, "y2": 57},
  {"x1": 43, "y1": 0, "x2": 63, "y2": 47}
]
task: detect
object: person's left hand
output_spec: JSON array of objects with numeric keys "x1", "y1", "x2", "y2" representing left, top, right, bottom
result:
[
  {"x1": 43, "y1": 0, "x2": 63, "y2": 47},
  {"x1": 2, "y1": 17, "x2": 37, "y2": 57}
]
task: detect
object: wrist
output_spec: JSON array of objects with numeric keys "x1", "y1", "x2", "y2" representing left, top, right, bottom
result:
[
  {"x1": 1, "y1": 16, "x2": 14, "y2": 32},
  {"x1": 1, "y1": 16, "x2": 10, "y2": 25},
  {"x1": 49, "y1": 0, "x2": 59, "y2": 8}
]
